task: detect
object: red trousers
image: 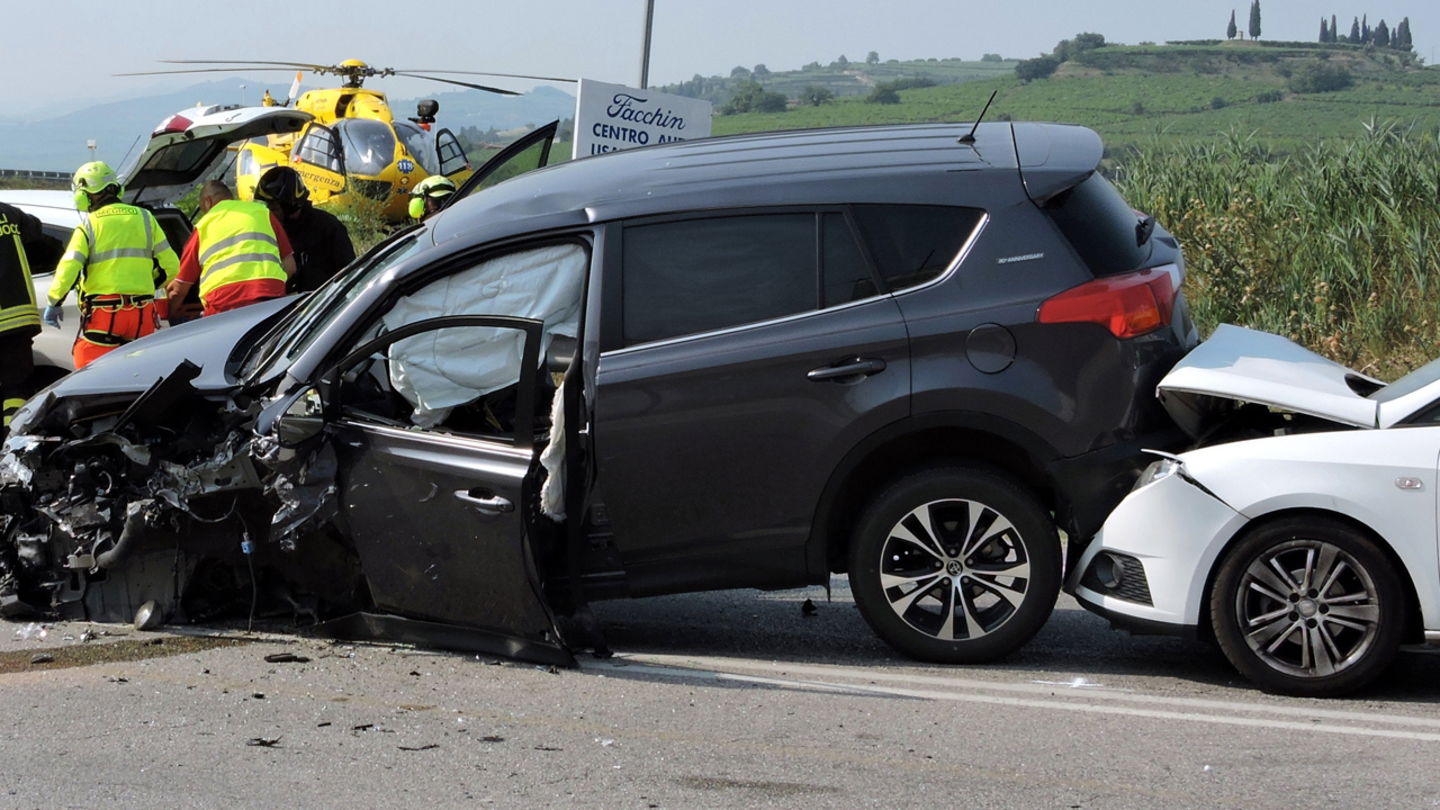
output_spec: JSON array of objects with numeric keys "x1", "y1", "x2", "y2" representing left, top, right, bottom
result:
[{"x1": 73, "y1": 296, "x2": 158, "y2": 369}]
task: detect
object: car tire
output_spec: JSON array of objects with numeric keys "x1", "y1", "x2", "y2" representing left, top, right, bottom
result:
[
  {"x1": 848, "y1": 465, "x2": 1061, "y2": 664},
  {"x1": 1210, "y1": 517, "x2": 1403, "y2": 697}
]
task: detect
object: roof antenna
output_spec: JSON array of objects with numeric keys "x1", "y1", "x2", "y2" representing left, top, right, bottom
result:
[{"x1": 957, "y1": 90, "x2": 998, "y2": 144}]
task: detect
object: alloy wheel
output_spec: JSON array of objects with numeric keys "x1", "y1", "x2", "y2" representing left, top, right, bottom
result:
[
  {"x1": 1234, "y1": 538, "x2": 1382, "y2": 679},
  {"x1": 877, "y1": 497, "x2": 1031, "y2": 642}
]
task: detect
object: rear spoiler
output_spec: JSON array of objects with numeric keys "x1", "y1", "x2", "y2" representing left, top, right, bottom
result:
[{"x1": 1011, "y1": 123, "x2": 1104, "y2": 204}]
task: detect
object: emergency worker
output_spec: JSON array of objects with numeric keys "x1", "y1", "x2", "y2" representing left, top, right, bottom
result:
[
  {"x1": 254, "y1": 167, "x2": 354, "y2": 293},
  {"x1": 0, "y1": 202, "x2": 45, "y2": 433},
  {"x1": 46, "y1": 161, "x2": 179, "y2": 369},
  {"x1": 408, "y1": 175, "x2": 456, "y2": 221},
  {"x1": 167, "y1": 181, "x2": 296, "y2": 316}
]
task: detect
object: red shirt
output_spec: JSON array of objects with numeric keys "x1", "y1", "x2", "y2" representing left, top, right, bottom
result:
[{"x1": 178, "y1": 213, "x2": 294, "y2": 315}]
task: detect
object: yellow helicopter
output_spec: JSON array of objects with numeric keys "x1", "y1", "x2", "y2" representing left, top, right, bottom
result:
[{"x1": 119, "y1": 59, "x2": 571, "y2": 221}]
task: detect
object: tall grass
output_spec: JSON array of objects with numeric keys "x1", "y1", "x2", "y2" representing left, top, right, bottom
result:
[{"x1": 1112, "y1": 121, "x2": 1440, "y2": 378}]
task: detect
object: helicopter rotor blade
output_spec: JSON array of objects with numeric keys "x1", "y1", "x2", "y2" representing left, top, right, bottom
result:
[
  {"x1": 396, "y1": 69, "x2": 576, "y2": 84},
  {"x1": 114, "y1": 67, "x2": 301, "y2": 77},
  {"x1": 394, "y1": 73, "x2": 521, "y2": 96},
  {"x1": 158, "y1": 59, "x2": 334, "y2": 72}
]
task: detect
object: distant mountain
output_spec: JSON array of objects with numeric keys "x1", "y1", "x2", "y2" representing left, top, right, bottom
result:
[{"x1": 0, "y1": 79, "x2": 575, "y2": 171}]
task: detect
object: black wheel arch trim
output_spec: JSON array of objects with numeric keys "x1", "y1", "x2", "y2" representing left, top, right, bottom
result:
[{"x1": 806, "y1": 410, "x2": 1062, "y2": 578}]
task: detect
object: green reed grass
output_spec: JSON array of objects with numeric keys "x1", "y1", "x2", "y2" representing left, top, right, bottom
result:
[{"x1": 1112, "y1": 121, "x2": 1440, "y2": 378}]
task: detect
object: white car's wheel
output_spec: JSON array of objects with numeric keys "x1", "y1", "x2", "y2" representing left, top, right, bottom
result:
[
  {"x1": 1210, "y1": 517, "x2": 1404, "y2": 697},
  {"x1": 848, "y1": 465, "x2": 1060, "y2": 663}
]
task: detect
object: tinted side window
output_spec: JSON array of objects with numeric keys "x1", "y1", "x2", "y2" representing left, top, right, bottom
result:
[
  {"x1": 821, "y1": 212, "x2": 876, "y2": 307},
  {"x1": 851, "y1": 205, "x2": 985, "y2": 292},
  {"x1": 1043, "y1": 173, "x2": 1153, "y2": 276},
  {"x1": 622, "y1": 214, "x2": 815, "y2": 346}
]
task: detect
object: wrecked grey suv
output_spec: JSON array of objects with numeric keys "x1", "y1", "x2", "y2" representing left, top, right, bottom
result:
[{"x1": 0, "y1": 122, "x2": 1196, "y2": 666}]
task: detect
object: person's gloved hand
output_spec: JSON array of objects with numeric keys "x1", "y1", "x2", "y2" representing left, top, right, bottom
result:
[{"x1": 42, "y1": 305, "x2": 62, "y2": 329}]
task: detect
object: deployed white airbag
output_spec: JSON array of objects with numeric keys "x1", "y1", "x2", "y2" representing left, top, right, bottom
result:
[{"x1": 383, "y1": 243, "x2": 585, "y2": 427}]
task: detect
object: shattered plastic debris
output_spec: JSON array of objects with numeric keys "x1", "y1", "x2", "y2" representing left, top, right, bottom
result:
[{"x1": 13, "y1": 623, "x2": 47, "y2": 640}]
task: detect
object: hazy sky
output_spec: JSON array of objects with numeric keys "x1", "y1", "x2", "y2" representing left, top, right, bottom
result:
[{"x1": 2, "y1": 0, "x2": 1435, "y2": 116}]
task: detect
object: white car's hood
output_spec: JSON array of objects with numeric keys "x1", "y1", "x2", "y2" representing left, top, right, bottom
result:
[{"x1": 1158, "y1": 324, "x2": 1384, "y2": 436}]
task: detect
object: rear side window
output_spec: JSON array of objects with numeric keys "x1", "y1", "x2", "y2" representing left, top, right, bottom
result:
[
  {"x1": 1043, "y1": 173, "x2": 1153, "y2": 276},
  {"x1": 622, "y1": 214, "x2": 816, "y2": 346},
  {"x1": 850, "y1": 205, "x2": 984, "y2": 292}
]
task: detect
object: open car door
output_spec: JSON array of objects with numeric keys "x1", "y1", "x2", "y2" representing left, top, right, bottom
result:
[
  {"x1": 445, "y1": 120, "x2": 559, "y2": 210},
  {"x1": 275, "y1": 314, "x2": 573, "y2": 666},
  {"x1": 289, "y1": 123, "x2": 348, "y2": 205}
]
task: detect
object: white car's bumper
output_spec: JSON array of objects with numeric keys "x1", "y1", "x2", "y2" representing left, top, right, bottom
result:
[{"x1": 1069, "y1": 467, "x2": 1251, "y2": 635}]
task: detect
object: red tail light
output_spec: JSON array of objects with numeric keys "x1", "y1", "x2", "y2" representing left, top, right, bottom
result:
[{"x1": 1037, "y1": 265, "x2": 1178, "y2": 339}]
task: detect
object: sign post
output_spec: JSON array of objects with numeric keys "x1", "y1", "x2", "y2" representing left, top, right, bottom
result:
[{"x1": 572, "y1": 79, "x2": 712, "y2": 160}]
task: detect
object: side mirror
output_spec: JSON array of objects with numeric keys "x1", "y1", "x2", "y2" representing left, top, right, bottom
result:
[{"x1": 255, "y1": 385, "x2": 326, "y2": 447}]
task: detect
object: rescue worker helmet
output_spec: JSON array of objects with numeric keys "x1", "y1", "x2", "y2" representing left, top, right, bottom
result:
[
  {"x1": 255, "y1": 166, "x2": 309, "y2": 211},
  {"x1": 408, "y1": 175, "x2": 457, "y2": 220},
  {"x1": 72, "y1": 161, "x2": 122, "y2": 212}
]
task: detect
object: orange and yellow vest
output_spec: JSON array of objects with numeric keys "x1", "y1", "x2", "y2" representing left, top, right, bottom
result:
[{"x1": 49, "y1": 203, "x2": 179, "y2": 305}]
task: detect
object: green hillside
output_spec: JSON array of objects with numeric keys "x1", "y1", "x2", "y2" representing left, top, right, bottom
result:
[{"x1": 709, "y1": 41, "x2": 1440, "y2": 153}]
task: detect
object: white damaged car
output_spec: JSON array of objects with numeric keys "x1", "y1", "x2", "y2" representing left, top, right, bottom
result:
[{"x1": 1070, "y1": 324, "x2": 1440, "y2": 697}]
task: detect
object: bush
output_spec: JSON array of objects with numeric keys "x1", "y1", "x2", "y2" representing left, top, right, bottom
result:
[
  {"x1": 1254, "y1": 90, "x2": 1284, "y2": 103},
  {"x1": 981, "y1": 53, "x2": 1004, "y2": 62},
  {"x1": 721, "y1": 80, "x2": 789, "y2": 114},
  {"x1": 800, "y1": 85, "x2": 834, "y2": 106},
  {"x1": 867, "y1": 86, "x2": 900, "y2": 104},
  {"x1": 1287, "y1": 62, "x2": 1353, "y2": 93},
  {"x1": 1210, "y1": 96, "x2": 1228, "y2": 109},
  {"x1": 1015, "y1": 55, "x2": 1060, "y2": 81}
]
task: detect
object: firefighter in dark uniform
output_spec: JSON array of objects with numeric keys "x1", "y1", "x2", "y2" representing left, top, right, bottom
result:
[
  {"x1": 254, "y1": 167, "x2": 355, "y2": 293},
  {"x1": 0, "y1": 201, "x2": 45, "y2": 434}
]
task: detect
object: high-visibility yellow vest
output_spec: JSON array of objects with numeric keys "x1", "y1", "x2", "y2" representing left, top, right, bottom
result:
[
  {"x1": 194, "y1": 200, "x2": 286, "y2": 305},
  {"x1": 49, "y1": 203, "x2": 179, "y2": 305}
]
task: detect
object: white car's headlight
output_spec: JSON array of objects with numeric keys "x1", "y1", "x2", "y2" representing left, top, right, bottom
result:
[{"x1": 1132, "y1": 456, "x2": 1183, "y2": 492}]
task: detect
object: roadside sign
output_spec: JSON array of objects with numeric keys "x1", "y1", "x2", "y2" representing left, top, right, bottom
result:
[{"x1": 573, "y1": 79, "x2": 712, "y2": 159}]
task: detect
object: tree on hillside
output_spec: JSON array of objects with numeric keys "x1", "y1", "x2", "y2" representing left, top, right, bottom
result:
[
  {"x1": 1248, "y1": 0, "x2": 1261, "y2": 39},
  {"x1": 835, "y1": 54, "x2": 850, "y2": 68},
  {"x1": 1396, "y1": 18, "x2": 1413, "y2": 51},
  {"x1": 1014, "y1": 55, "x2": 1060, "y2": 81},
  {"x1": 721, "y1": 81, "x2": 788, "y2": 114},
  {"x1": 1319, "y1": 18, "x2": 1328, "y2": 43},
  {"x1": 1227, "y1": 10, "x2": 1237, "y2": 40},
  {"x1": 1362, "y1": 15, "x2": 1370, "y2": 43},
  {"x1": 1349, "y1": 17, "x2": 1361, "y2": 43},
  {"x1": 730, "y1": 65, "x2": 751, "y2": 79},
  {"x1": 1375, "y1": 20, "x2": 1390, "y2": 48},
  {"x1": 800, "y1": 85, "x2": 834, "y2": 106},
  {"x1": 752, "y1": 64, "x2": 770, "y2": 78},
  {"x1": 866, "y1": 51, "x2": 880, "y2": 65},
  {"x1": 1330, "y1": 15, "x2": 1338, "y2": 42},
  {"x1": 981, "y1": 53, "x2": 1004, "y2": 62}
]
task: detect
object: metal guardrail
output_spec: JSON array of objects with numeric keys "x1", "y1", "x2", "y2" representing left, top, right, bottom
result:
[{"x1": 0, "y1": 168, "x2": 69, "y2": 181}]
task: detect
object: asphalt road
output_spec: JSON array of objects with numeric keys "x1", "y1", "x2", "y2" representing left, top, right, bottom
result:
[{"x1": 4, "y1": 581, "x2": 1440, "y2": 809}]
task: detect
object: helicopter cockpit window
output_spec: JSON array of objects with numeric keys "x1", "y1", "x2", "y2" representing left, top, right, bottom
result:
[
  {"x1": 394, "y1": 122, "x2": 439, "y2": 175},
  {"x1": 335, "y1": 119, "x2": 397, "y2": 176}
]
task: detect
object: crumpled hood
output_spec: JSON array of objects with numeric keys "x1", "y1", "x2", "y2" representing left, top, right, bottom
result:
[
  {"x1": 1158, "y1": 324, "x2": 1384, "y2": 437},
  {"x1": 11, "y1": 297, "x2": 294, "y2": 432}
]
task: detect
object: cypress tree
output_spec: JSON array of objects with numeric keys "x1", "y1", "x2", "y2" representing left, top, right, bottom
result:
[
  {"x1": 1349, "y1": 17, "x2": 1361, "y2": 44},
  {"x1": 1375, "y1": 19, "x2": 1390, "y2": 47},
  {"x1": 1319, "y1": 17, "x2": 1328, "y2": 43},
  {"x1": 1227, "y1": 9, "x2": 1238, "y2": 40},
  {"x1": 1248, "y1": 0, "x2": 1261, "y2": 39},
  {"x1": 1397, "y1": 18, "x2": 1412, "y2": 51},
  {"x1": 1329, "y1": 15, "x2": 1338, "y2": 43},
  {"x1": 1362, "y1": 15, "x2": 1370, "y2": 43}
]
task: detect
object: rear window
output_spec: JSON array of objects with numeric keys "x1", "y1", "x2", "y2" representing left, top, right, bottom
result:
[
  {"x1": 850, "y1": 205, "x2": 985, "y2": 292},
  {"x1": 1044, "y1": 173, "x2": 1153, "y2": 276}
]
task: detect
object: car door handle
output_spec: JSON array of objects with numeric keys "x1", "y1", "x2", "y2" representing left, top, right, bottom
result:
[
  {"x1": 807, "y1": 358, "x2": 887, "y2": 382},
  {"x1": 454, "y1": 489, "x2": 514, "y2": 515}
]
